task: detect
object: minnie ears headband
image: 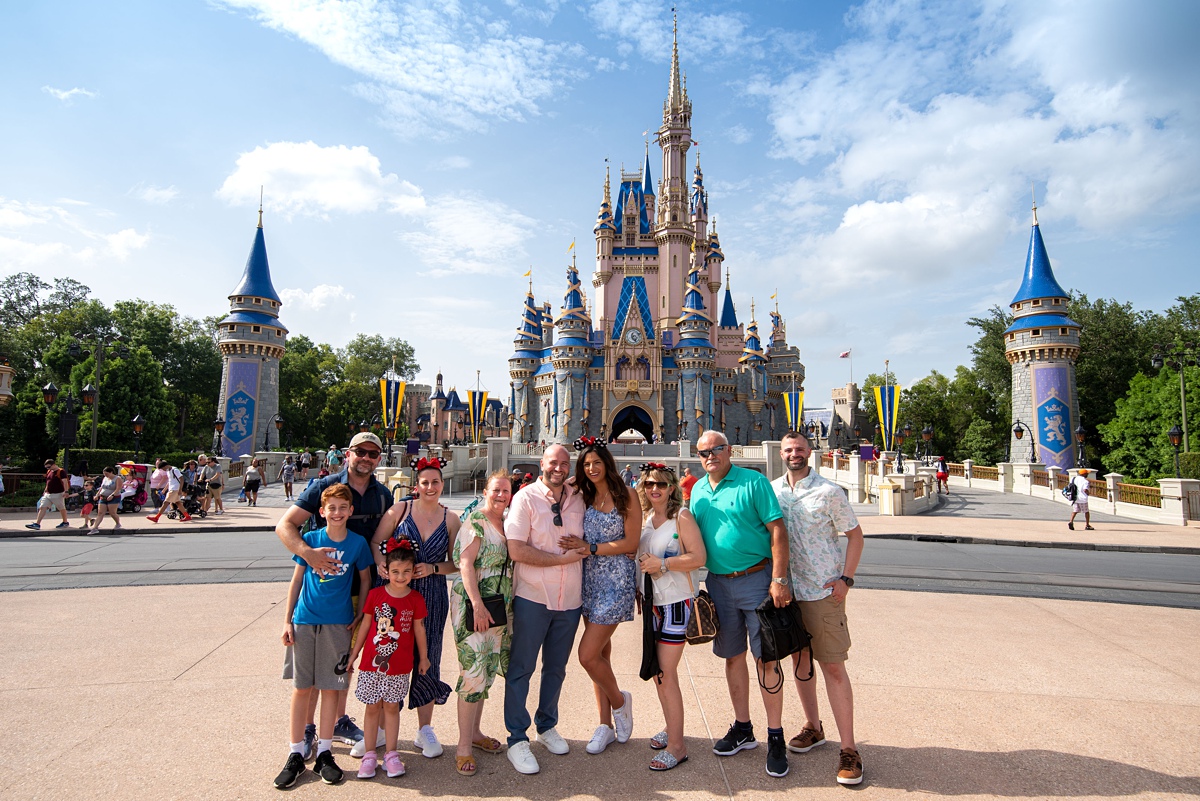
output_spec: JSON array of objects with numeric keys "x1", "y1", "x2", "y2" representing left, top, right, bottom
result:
[
  {"x1": 640, "y1": 462, "x2": 675, "y2": 474},
  {"x1": 380, "y1": 537, "x2": 416, "y2": 556},
  {"x1": 409, "y1": 456, "x2": 448, "y2": 472},
  {"x1": 573, "y1": 436, "x2": 607, "y2": 451}
]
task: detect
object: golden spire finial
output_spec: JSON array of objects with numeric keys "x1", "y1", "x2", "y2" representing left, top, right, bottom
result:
[
  {"x1": 751, "y1": 298, "x2": 756, "y2": 322},
  {"x1": 257, "y1": 186, "x2": 264, "y2": 229},
  {"x1": 1031, "y1": 181, "x2": 1039, "y2": 225}
]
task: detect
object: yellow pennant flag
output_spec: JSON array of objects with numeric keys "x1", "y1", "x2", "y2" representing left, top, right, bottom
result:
[
  {"x1": 522, "y1": 268, "x2": 531, "y2": 277},
  {"x1": 566, "y1": 240, "x2": 575, "y2": 252},
  {"x1": 770, "y1": 290, "x2": 777, "y2": 299}
]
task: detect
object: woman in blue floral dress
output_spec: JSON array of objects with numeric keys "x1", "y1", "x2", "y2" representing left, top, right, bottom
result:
[{"x1": 559, "y1": 438, "x2": 641, "y2": 754}]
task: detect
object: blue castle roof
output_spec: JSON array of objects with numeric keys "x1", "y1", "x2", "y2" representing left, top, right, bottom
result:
[
  {"x1": 1011, "y1": 224, "x2": 1067, "y2": 304},
  {"x1": 219, "y1": 310, "x2": 290, "y2": 333},
  {"x1": 230, "y1": 224, "x2": 281, "y2": 304},
  {"x1": 719, "y1": 288, "x2": 739, "y2": 328},
  {"x1": 1003, "y1": 313, "x2": 1080, "y2": 335},
  {"x1": 643, "y1": 151, "x2": 655, "y2": 196}
]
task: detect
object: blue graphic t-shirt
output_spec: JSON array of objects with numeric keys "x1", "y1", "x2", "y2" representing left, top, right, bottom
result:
[{"x1": 291, "y1": 527, "x2": 374, "y2": 625}]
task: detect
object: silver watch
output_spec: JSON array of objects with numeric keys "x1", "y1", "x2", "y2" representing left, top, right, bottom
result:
[{"x1": 770, "y1": 577, "x2": 788, "y2": 585}]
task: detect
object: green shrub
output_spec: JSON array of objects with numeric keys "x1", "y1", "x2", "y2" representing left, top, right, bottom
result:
[{"x1": 1178, "y1": 452, "x2": 1200, "y2": 480}]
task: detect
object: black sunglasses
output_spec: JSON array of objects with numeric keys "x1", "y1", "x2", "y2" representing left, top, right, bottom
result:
[
  {"x1": 350, "y1": 447, "x2": 382, "y2": 459},
  {"x1": 550, "y1": 500, "x2": 562, "y2": 527},
  {"x1": 641, "y1": 480, "x2": 670, "y2": 490},
  {"x1": 697, "y1": 444, "x2": 728, "y2": 458}
]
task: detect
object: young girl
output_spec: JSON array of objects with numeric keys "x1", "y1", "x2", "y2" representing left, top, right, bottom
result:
[{"x1": 349, "y1": 539, "x2": 430, "y2": 780}]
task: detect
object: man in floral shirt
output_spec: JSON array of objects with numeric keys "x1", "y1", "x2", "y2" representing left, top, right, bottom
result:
[{"x1": 771, "y1": 432, "x2": 864, "y2": 787}]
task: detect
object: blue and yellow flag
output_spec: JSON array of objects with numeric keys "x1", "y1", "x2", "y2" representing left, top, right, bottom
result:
[
  {"x1": 379, "y1": 374, "x2": 406, "y2": 430},
  {"x1": 783, "y1": 390, "x2": 804, "y2": 432},
  {"x1": 873, "y1": 384, "x2": 901, "y2": 451},
  {"x1": 466, "y1": 390, "x2": 489, "y2": 444}
]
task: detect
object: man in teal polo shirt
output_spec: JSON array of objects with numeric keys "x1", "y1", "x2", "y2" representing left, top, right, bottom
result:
[{"x1": 691, "y1": 430, "x2": 792, "y2": 778}]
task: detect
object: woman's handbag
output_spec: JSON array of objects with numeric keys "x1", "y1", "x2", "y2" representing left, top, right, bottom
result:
[
  {"x1": 755, "y1": 598, "x2": 814, "y2": 693},
  {"x1": 464, "y1": 557, "x2": 509, "y2": 632},
  {"x1": 676, "y1": 532, "x2": 719, "y2": 645}
]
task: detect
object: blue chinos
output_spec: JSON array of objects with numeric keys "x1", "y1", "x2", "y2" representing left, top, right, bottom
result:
[{"x1": 504, "y1": 596, "x2": 583, "y2": 746}]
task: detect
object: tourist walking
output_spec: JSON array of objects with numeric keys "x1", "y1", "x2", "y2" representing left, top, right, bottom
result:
[
  {"x1": 278, "y1": 455, "x2": 297, "y2": 501},
  {"x1": 148, "y1": 460, "x2": 168, "y2": 509},
  {"x1": 503, "y1": 444, "x2": 586, "y2": 775},
  {"x1": 772, "y1": 433, "x2": 865, "y2": 786},
  {"x1": 89, "y1": 466, "x2": 124, "y2": 534},
  {"x1": 679, "y1": 466, "x2": 698, "y2": 505},
  {"x1": 299, "y1": 449, "x2": 312, "y2": 480},
  {"x1": 371, "y1": 455, "x2": 459, "y2": 760},
  {"x1": 1068, "y1": 468, "x2": 1094, "y2": 530},
  {"x1": 147, "y1": 459, "x2": 192, "y2": 523},
  {"x1": 26, "y1": 459, "x2": 71, "y2": 530},
  {"x1": 200, "y1": 456, "x2": 225, "y2": 515},
  {"x1": 556, "y1": 437, "x2": 639, "y2": 755},
  {"x1": 244, "y1": 459, "x2": 263, "y2": 506},
  {"x1": 689, "y1": 430, "x2": 792, "y2": 778},
  {"x1": 326, "y1": 444, "x2": 345, "y2": 473},
  {"x1": 636, "y1": 463, "x2": 706, "y2": 770},
  {"x1": 449, "y1": 470, "x2": 513, "y2": 776},
  {"x1": 935, "y1": 456, "x2": 950, "y2": 495}
]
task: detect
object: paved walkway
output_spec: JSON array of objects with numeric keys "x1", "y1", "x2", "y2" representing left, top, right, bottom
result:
[{"x1": 1, "y1": 582, "x2": 1196, "y2": 799}]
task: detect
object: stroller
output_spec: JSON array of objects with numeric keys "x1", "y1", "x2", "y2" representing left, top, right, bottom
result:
[
  {"x1": 167, "y1": 480, "x2": 208, "y2": 520},
  {"x1": 117, "y1": 463, "x2": 150, "y2": 514}
]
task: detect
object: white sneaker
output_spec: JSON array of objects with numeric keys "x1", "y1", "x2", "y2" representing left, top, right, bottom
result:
[
  {"x1": 586, "y1": 725, "x2": 616, "y2": 755},
  {"x1": 415, "y1": 725, "x2": 443, "y2": 758},
  {"x1": 536, "y1": 726, "x2": 569, "y2": 755},
  {"x1": 612, "y1": 690, "x2": 634, "y2": 743},
  {"x1": 349, "y1": 728, "x2": 387, "y2": 758},
  {"x1": 507, "y1": 740, "x2": 540, "y2": 774}
]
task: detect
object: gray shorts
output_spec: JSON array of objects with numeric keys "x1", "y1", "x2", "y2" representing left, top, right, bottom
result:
[
  {"x1": 705, "y1": 567, "x2": 772, "y2": 660},
  {"x1": 283, "y1": 623, "x2": 352, "y2": 691},
  {"x1": 38, "y1": 493, "x2": 66, "y2": 512}
]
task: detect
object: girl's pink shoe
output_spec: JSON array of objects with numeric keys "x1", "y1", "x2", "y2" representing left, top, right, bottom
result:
[
  {"x1": 357, "y1": 751, "x2": 377, "y2": 779},
  {"x1": 383, "y1": 750, "x2": 405, "y2": 778}
]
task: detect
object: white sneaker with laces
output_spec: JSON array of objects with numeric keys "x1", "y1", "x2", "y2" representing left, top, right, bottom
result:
[
  {"x1": 612, "y1": 690, "x2": 634, "y2": 743},
  {"x1": 586, "y1": 725, "x2": 616, "y2": 755},
  {"x1": 415, "y1": 725, "x2": 443, "y2": 758},
  {"x1": 507, "y1": 740, "x2": 540, "y2": 774},
  {"x1": 536, "y1": 727, "x2": 570, "y2": 755},
  {"x1": 349, "y1": 728, "x2": 387, "y2": 758}
]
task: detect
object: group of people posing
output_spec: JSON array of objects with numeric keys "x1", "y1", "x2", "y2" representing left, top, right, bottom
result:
[{"x1": 273, "y1": 428, "x2": 865, "y2": 789}]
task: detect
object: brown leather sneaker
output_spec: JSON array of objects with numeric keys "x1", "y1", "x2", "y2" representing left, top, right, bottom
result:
[
  {"x1": 837, "y1": 747, "x2": 863, "y2": 785},
  {"x1": 787, "y1": 723, "x2": 826, "y2": 753}
]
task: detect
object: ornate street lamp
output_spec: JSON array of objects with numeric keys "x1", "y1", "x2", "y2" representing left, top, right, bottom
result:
[
  {"x1": 213, "y1": 418, "x2": 225, "y2": 457},
  {"x1": 1011, "y1": 419, "x2": 1036, "y2": 463},
  {"x1": 1151, "y1": 344, "x2": 1197, "y2": 453},
  {"x1": 834, "y1": 420, "x2": 844, "y2": 450},
  {"x1": 358, "y1": 419, "x2": 369, "y2": 434},
  {"x1": 385, "y1": 423, "x2": 397, "y2": 466},
  {"x1": 71, "y1": 332, "x2": 129, "y2": 449},
  {"x1": 1169, "y1": 424, "x2": 1184, "y2": 478},
  {"x1": 894, "y1": 423, "x2": 908, "y2": 472},
  {"x1": 1074, "y1": 424, "x2": 1088, "y2": 469},
  {"x1": 131, "y1": 414, "x2": 146, "y2": 462},
  {"x1": 853, "y1": 423, "x2": 862, "y2": 442},
  {"x1": 42, "y1": 382, "x2": 82, "y2": 472},
  {"x1": 921, "y1": 425, "x2": 934, "y2": 464}
]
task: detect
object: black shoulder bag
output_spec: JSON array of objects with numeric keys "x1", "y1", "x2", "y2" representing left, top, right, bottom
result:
[{"x1": 755, "y1": 598, "x2": 814, "y2": 693}]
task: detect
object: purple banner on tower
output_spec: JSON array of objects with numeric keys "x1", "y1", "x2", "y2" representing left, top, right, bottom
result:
[
  {"x1": 222, "y1": 359, "x2": 261, "y2": 457},
  {"x1": 1032, "y1": 364, "x2": 1074, "y2": 470}
]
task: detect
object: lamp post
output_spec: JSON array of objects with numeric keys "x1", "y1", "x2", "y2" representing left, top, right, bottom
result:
[
  {"x1": 853, "y1": 423, "x2": 862, "y2": 443},
  {"x1": 1169, "y1": 424, "x2": 1184, "y2": 478},
  {"x1": 1074, "y1": 424, "x2": 1088, "y2": 469},
  {"x1": 263, "y1": 413, "x2": 283, "y2": 451},
  {"x1": 834, "y1": 420, "x2": 844, "y2": 450},
  {"x1": 1011, "y1": 419, "x2": 1036, "y2": 463},
  {"x1": 41, "y1": 382, "x2": 81, "y2": 473},
  {"x1": 68, "y1": 334, "x2": 129, "y2": 450},
  {"x1": 920, "y1": 425, "x2": 934, "y2": 464},
  {"x1": 1151, "y1": 344, "x2": 1197, "y2": 453},
  {"x1": 385, "y1": 423, "x2": 397, "y2": 467},
  {"x1": 213, "y1": 418, "x2": 225, "y2": 457},
  {"x1": 894, "y1": 423, "x2": 908, "y2": 473},
  {"x1": 131, "y1": 414, "x2": 146, "y2": 462}
]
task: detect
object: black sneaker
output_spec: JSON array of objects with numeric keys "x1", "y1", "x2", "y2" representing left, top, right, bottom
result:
[
  {"x1": 273, "y1": 752, "x2": 306, "y2": 789},
  {"x1": 713, "y1": 724, "x2": 757, "y2": 756},
  {"x1": 766, "y1": 733, "x2": 789, "y2": 778},
  {"x1": 313, "y1": 750, "x2": 344, "y2": 785}
]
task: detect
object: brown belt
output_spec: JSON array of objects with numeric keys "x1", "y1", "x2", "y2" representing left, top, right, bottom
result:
[{"x1": 714, "y1": 558, "x2": 769, "y2": 579}]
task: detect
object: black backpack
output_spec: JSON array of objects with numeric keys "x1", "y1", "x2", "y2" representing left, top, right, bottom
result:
[{"x1": 1062, "y1": 481, "x2": 1077, "y2": 502}]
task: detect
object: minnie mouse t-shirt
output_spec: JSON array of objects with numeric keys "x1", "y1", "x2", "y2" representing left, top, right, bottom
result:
[{"x1": 358, "y1": 585, "x2": 427, "y2": 676}]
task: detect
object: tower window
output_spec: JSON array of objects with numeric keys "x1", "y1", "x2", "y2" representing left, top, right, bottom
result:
[
  {"x1": 252, "y1": 325, "x2": 261, "y2": 333},
  {"x1": 1052, "y1": 298, "x2": 1062, "y2": 305},
  {"x1": 1031, "y1": 329, "x2": 1041, "y2": 337},
  {"x1": 1032, "y1": 299, "x2": 1041, "y2": 307},
  {"x1": 253, "y1": 298, "x2": 262, "y2": 304},
  {"x1": 1060, "y1": 328, "x2": 1068, "y2": 336}
]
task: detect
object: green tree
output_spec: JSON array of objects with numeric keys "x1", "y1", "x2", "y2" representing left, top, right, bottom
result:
[{"x1": 1099, "y1": 369, "x2": 1200, "y2": 478}]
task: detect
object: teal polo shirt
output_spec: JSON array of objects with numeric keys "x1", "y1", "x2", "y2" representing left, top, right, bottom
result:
[{"x1": 690, "y1": 464, "x2": 784, "y2": 575}]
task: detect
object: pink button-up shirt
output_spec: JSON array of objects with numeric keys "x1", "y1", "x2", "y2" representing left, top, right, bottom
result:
[{"x1": 505, "y1": 479, "x2": 585, "y2": 611}]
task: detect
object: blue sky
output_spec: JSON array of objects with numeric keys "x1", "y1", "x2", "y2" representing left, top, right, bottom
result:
[{"x1": 3, "y1": 0, "x2": 1198, "y2": 408}]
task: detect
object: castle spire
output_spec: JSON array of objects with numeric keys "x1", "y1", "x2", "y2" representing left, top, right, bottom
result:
[
  {"x1": 667, "y1": 10, "x2": 683, "y2": 113},
  {"x1": 740, "y1": 301, "x2": 766, "y2": 365},
  {"x1": 719, "y1": 264, "x2": 738, "y2": 328}
]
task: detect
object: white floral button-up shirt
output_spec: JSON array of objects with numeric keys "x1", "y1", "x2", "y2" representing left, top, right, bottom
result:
[{"x1": 771, "y1": 471, "x2": 860, "y2": 601}]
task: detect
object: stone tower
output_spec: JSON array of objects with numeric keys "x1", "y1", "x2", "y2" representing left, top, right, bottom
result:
[
  {"x1": 217, "y1": 209, "x2": 287, "y2": 456},
  {"x1": 1004, "y1": 205, "x2": 1080, "y2": 467}
]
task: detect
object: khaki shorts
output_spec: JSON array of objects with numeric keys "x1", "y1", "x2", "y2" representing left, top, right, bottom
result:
[
  {"x1": 38, "y1": 493, "x2": 66, "y2": 512},
  {"x1": 798, "y1": 594, "x2": 851, "y2": 664},
  {"x1": 164, "y1": 489, "x2": 181, "y2": 504}
]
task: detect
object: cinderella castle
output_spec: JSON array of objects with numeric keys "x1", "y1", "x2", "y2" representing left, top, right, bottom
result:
[{"x1": 509, "y1": 24, "x2": 804, "y2": 446}]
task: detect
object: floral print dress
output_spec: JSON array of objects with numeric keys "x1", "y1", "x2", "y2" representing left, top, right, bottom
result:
[{"x1": 449, "y1": 510, "x2": 512, "y2": 702}]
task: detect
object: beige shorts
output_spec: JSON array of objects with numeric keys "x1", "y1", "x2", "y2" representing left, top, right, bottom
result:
[
  {"x1": 164, "y1": 489, "x2": 182, "y2": 504},
  {"x1": 798, "y1": 594, "x2": 852, "y2": 664}
]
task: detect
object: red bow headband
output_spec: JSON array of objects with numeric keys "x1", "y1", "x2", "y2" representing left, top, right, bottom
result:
[
  {"x1": 410, "y1": 456, "x2": 448, "y2": 472},
  {"x1": 574, "y1": 436, "x2": 606, "y2": 451},
  {"x1": 381, "y1": 537, "x2": 416, "y2": 556},
  {"x1": 640, "y1": 462, "x2": 674, "y2": 473}
]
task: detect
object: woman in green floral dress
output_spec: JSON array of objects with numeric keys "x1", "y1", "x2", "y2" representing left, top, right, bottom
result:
[{"x1": 450, "y1": 470, "x2": 513, "y2": 775}]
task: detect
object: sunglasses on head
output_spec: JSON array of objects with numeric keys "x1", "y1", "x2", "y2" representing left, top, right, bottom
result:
[
  {"x1": 550, "y1": 500, "x2": 562, "y2": 527},
  {"x1": 350, "y1": 447, "x2": 382, "y2": 459},
  {"x1": 697, "y1": 444, "x2": 728, "y2": 458},
  {"x1": 642, "y1": 480, "x2": 670, "y2": 490}
]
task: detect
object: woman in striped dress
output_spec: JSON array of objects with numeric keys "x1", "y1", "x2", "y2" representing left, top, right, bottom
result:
[{"x1": 372, "y1": 456, "x2": 460, "y2": 758}]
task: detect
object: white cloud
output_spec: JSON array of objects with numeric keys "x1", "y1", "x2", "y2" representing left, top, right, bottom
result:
[
  {"x1": 726, "y1": 124, "x2": 752, "y2": 145},
  {"x1": 279, "y1": 283, "x2": 357, "y2": 312},
  {"x1": 218, "y1": 0, "x2": 583, "y2": 136},
  {"x1": 216, "y1": 141, "x2": 425, "y2": 218},
  {"x1": 105, "y1": 228, "x2": 150, "y2": 260},
  {"x1": 399, "y1": 193, "x2": 535, "y2": 276},
  {"x1": 42, "y1": 86, "x2": 97, "y2": 102},
  {"x1": 0, "y1": 236, "x2": 71, "y2": 266},
  {"x1": 585, "y1": 0, "x2": 763, "y2": 61},
  {"x1": 130, "y1": 183, "x2": 180, "y2": 204}
]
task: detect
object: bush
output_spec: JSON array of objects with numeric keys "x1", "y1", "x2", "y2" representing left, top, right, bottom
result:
[{"x1": 1179, "y1": 452, "x2": 1200, "y2": 480}]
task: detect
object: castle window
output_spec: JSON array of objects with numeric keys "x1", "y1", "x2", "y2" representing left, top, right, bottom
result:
[
  {"x1": 1007, "y1": 333, "x2": 1015, "y2": 341},
  {"x1": 253, "y1": 298, "x2": 262, "y2": 304},
  {"x1": 1031, "y1": 329, "x2": 1042, "y2": 337},
  {"x1": 252, "y1": 325, "x2": 261, "y2": 333},
  {"x1": 625, "y1": 232, "x2": 635, "y2": 246},
  {"x1": 1014, "y1": 303, "x2": 1021, "y2": 310},
  {"x1": 1052, "y1": 298, "x2": 1062, "y2": 305},
  {"x1": 1060, "y1": 328, "x2": 1068, "y2": 336},
  {"x1": 1032, "y1": 299, "x2": 1041, "y2": 307}
]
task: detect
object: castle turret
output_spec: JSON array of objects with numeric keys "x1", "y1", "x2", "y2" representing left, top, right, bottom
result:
[
  {"x1": 655, "y1": 13, "x2": 695, "y2": 334},
  {"x1": 1004, "y1": 202, "x2": 1081, "y2": 469},
  {"x1": 217, "y1": 208, "x2": 287, "y2": 456},
  {"x1": 593, "y1": 166, "x2": 615, "y2": 300}
]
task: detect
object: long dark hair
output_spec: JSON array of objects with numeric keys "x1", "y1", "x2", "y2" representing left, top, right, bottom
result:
[{"x1": 574, "y1": 444, "x2": 629, "y2": 516}]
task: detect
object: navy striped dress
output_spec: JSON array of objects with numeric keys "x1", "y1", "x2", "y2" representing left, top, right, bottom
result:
[{"x1": 394, "y1": 507, "x2": 452, "y2": 709}]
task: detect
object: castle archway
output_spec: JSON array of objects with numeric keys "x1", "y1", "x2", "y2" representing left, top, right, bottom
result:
[{"x1": 608, "y1": 403, "x2": 655, "y2": 443}]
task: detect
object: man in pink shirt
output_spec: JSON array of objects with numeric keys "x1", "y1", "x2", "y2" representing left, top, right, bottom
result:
[
  {"x1": 503, "y1": 444, "x2": 586, "y2": 775},
  {"x1": 149, "y1": 459, "x2": 169, "y2": 508}
]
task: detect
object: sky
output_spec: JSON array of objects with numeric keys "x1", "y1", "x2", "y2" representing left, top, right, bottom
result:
[{"x1": 3, "y1": 0, "x2": 1198, "y2": 410}]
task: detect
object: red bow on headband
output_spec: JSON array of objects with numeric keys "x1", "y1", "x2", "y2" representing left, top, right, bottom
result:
[
  {"x1": 574, "y1": 436, "x2": 606, "y2": 451},
  {"x1": 640, "y1": 462, "x2": 674, "y2": 473},
  {"x1": 411, "y1": 456, "x2": 446, "y2": 472},
  {"x1": 382, "y1": 537, "x2": 415, "y2": 555}
]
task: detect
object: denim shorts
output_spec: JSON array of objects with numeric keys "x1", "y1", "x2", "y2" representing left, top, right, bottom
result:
[{"x1": 705, "y1": 567, "x2": 772, "y2": 660}]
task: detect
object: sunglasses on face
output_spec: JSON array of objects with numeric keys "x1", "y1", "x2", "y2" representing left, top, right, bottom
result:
[
  {"x1": 350, "y1": 447, "x2": 382, "y2": 459},
  {"x1": 697, "y1": 444, "x2": 728, "y2": 458},
  {"x1": 642, "y1": 480, "x2": 670, "y2": 490},
  {"x1": 550, "y1": 501, "x2": 562, "y2": 527}
]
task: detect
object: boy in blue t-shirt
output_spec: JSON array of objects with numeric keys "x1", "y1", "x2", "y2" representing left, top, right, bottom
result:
[{"x1": 275, "y1": 484, "x2": 374, "y2": 789}]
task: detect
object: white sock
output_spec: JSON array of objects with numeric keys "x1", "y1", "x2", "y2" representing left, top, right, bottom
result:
[
  {"x1": 290, "y1": 741, "x2": 305, "y2": 754},
  {"x1": 318, "y1": 738, "x2": 332, "y2": 754}
]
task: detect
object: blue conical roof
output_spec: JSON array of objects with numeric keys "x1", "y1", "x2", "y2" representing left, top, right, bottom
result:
[
  {"x1": 1011, "y1": 224, "x2": 1067, "y2": 304},
  {"x1": 719, "y1": 288, "x2": 739, "y2": 328},
  {"x1": 676, "y1": 263, "x2": 711, "y2": 330},
  {"x1": 643, "y1": 150, "x2": 655, "y2": 196},
  {"x1": 230, "y1": 224, "x2": 281, "y2": 303},
  {"x1": 739, "y1": 319, "x2": 766, "y2": 365},
  {"x1": 558, "y1": 264, "x2": 590, "y2": 324}
]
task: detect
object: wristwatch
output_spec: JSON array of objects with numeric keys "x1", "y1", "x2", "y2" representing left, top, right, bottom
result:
[
  {"x1": 770, "y1": 576, "x2": 788, "y2": 585},
  {"x1": 839, "y1": 575, "x2": 855, "y2": 587},
  {"x1": 589, "y1": 543, "x2": 598, "y2": 556}
]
